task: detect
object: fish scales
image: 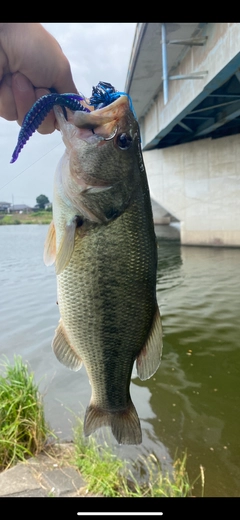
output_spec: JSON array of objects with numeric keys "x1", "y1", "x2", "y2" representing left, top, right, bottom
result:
[
  {"x1": 43, "y1": 93, "x2": 163, "y2": 444},
  {"x1": 58, "y1": 201, "x2": 156, "y2": 383}
]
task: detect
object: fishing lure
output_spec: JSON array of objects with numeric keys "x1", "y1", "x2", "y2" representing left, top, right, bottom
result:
[
  {"x1": 10, "y1": 93, "x2": 90, "y2": 163},
  {"x1": 10, "y1": 82, "x2": 135, "y2": 163},
  {"x1": 90, "y1": 81, "x2": 136, "y2": 117}
]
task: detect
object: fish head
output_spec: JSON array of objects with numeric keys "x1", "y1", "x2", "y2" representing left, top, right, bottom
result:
[{"x1": 54, "y1": 95, "x2": 143, "y2": 211}]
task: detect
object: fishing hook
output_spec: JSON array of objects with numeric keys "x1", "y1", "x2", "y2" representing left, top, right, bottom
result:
[{"x1": 91, "y1": 127, "x2": 118, "y2": 141}]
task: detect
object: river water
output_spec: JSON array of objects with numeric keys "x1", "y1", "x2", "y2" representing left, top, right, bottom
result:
[{"x1": 0, "y1": 223, "x2": 239, "y2": 497}]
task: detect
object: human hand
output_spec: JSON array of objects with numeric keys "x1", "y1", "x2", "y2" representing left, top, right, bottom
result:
[{"x1": 0, "y1": 23, "x2": 78, "y2": 134}]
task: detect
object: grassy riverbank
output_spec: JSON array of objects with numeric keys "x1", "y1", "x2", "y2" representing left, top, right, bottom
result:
[
  {"x1": 0, "y1": 356, "x2": 204, "y2": 497},
  {"x1": 0, "y1": 210, "x2": 52, "y2": 225},
  {"x1": 72, "y1": 420, "x2": 199, "y2": 497},
  {"x1": 0, "y1": 356, "x2": 50, "y2": 471}
]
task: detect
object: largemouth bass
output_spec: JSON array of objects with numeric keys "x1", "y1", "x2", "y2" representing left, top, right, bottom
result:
[{"x1": 43, "y1": 93, "x2": 163, "y2": 445}]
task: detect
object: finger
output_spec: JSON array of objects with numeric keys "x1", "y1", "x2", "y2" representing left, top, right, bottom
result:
[
  {"x1": 0, "y1": 74, "x2": 17, "y2": 120},
  {"x1": 34, "y1": 88, "x2": 56, "y2": 135},
  {"x1": 12, "y1": 72, "x2": 36, "y2": 125},
  {"x1": 12, "y1": 74, "x2": 56, "y2": 134},
  {"x1": 48, "y1": 53, "x2": 79, "y2": 95}
]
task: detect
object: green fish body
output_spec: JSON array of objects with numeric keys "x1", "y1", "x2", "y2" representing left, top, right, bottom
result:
[{"x1": 44, "y1": 96, "x2": 163, "y2": 444}]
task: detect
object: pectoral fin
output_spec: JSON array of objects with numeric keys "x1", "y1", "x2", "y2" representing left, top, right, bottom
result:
[
  {"x1": 52, "y1": 320, "x2": 82, "y2": 371},
  {"x1": 43, "y1": 220, "x2": 56, "y2": 266},
  {"x1": 55, "y1": 218, "x2": 77, "y2": 275},
  {"x1": 136, "y1": 306, "x2": 163, "y2": 381}
]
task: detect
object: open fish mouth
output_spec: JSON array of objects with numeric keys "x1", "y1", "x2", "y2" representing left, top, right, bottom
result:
[
  {"x1": 10, "y1": 81, "x2": 135, "y2": 163},
  {"x1": 54, "y1": 94, "x2": 132, "y2": 145}
]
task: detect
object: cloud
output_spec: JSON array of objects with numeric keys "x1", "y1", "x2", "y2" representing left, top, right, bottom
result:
[{"x1": 42, "y1": 23, "x2": 136, "y2": 94}]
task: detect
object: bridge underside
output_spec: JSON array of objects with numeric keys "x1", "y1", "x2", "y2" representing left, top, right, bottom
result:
[
  {"x1": 144, "y1": 59, "x2": 240, "y2": 150},
  {"x1": 153, "y1": 70, "x2": 240, "y2": 150},
  {"x1": 126, "y1": 23, "x2": 240, "y2": 246}
]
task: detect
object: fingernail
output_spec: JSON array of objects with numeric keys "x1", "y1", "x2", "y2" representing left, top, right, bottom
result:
[
  {"x1": 35, "y1": 88, "x2": 51, "y2": 98},
  {"x1": 13, "y1": 72, "x2": 31, "y2": 92}
]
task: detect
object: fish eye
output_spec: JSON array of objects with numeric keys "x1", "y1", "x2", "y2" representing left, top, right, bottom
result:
[{"x1": 116, "y1": 133, "x2": 132, "y2": 150}]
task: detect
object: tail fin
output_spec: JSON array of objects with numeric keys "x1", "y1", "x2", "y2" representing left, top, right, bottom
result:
[{"x1": 83, "y1": 400, "x2": 142, "y2": 445}]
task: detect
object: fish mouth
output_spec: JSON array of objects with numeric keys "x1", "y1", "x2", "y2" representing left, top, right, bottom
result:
[
  {"x1": 54, "y1": 95, "x2": 131, "y2": 144},
  {"x1": 10, "y1": 82, "x2": 135, "y2": 163}
]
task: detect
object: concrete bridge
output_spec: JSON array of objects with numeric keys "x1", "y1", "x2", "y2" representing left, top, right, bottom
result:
[{"x1": 125, "y1": 23, "x2": 240, "y2": 246}]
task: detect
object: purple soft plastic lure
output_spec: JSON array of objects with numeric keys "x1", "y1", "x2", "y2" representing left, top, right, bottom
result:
[
  {"x1": 10, "y1": 81, "x2": 135, "y2": 163},
  {"x1": 10, "y1": 92, "x2": 89, "y2": 163}
]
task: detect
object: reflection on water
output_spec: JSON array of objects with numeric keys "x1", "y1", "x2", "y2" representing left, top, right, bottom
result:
[
  {"x1": 0, "y1": 224, "x2": 240, "y2": 496},
  {"x1": 153, "y1": 232, "x2": 240, "y2": 497}
]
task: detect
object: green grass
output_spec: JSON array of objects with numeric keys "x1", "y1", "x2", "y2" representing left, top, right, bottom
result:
[
  {"x1": 73, "y1": 422, "x2": 126, "y2": 497},
  {"x1": 0, "y1": 356, "x2": 50, "y2": 471},
  {"x1": 0, "y1": 357, "x2": 204, "y2": 497},
  {"x1": 0, "y1": 216, "x2": 21, "y2": 225},
  {"x1": 73, "y1": 418, "x2": 202, "y2": 497},
  {"x1": 0, "y1": 210, "x2": 52, "y2": 225}
]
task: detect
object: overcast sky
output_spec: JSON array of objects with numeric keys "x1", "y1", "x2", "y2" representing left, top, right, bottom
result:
[{"x1": 0, "y1": 22, "x2": 136, "y2": 207}]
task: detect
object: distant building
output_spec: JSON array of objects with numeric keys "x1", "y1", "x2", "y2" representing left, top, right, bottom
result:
[
  {"x1": 8, "y1": 204, "x2": 33, "y2": 214},
  {"x1": 33, "y1": 202, "x2": 52, "y2": 211},
  {"x1": 0, "y1": 202, "x2": 11, "y2": 213}
]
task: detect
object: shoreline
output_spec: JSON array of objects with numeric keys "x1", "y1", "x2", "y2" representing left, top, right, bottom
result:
[
  {"x1": 0, "y1": 442, "x2": 96, "y2": 498},
  {"x1": 0, "y1": 211, "x2": 52, "y2": 226}
]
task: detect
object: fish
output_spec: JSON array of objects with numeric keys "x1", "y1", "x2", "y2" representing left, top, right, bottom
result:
[{"x1": 12, "y1": 84, "x2": 163, "y2": 444}]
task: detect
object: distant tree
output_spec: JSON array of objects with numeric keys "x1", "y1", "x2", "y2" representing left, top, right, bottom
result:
[{"x1": 36, "y1": 194, "x2": 50, "y2": 209}]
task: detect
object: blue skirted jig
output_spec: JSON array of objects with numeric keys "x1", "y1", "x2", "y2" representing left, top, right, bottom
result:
[
  {"x1": 10, "y1": 82, "x2": 135, "y2": 163},
  {"x1": 89, "y1": 81, "x2": 135, "y2": 114}
]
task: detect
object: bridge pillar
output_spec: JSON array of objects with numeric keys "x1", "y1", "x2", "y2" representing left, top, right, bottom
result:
[{"x1": 143, "y1": 134, "x2": 240, "y2": 247}]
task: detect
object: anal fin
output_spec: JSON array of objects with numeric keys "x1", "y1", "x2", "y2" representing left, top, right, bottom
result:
[
  {"x1": 52, "y1": 320, "x2": 82, "y2": 371},
  {"x1": 136, "y1": 305, "x2": 163, "y2": 381}
]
